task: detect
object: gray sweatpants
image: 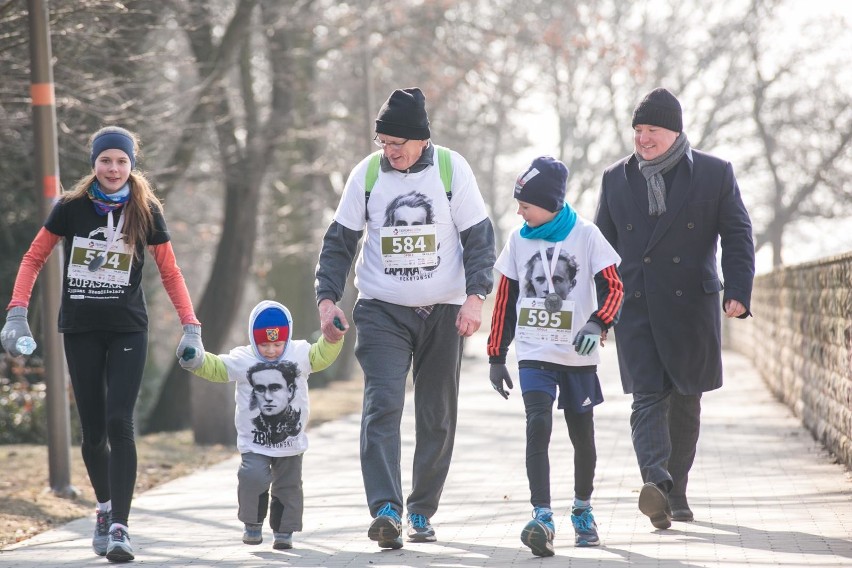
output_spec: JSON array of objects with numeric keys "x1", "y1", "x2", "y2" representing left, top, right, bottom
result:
[
  {"x1": 353, "y1": 299, "x2": 464, "y2": 519},
  {"x1": 237, "y1": 451, "x2": 303, "y2": 533}
]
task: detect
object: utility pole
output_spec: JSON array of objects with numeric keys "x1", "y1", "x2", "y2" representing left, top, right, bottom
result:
[{"x1": 28, "y1": 0, "x2": 77, "y2": 497}]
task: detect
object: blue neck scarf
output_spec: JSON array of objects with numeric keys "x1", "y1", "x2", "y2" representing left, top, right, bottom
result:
[
  {"x1": 520, "y1": 202, "x2": 577, "y2": 242},
  {"x1": 88, "y1": 181, "x2": 130, "y2": 215}
]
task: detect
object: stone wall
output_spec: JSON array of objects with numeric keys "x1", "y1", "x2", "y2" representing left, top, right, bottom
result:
[{"x1": 725, "y1": 252, "x2": 852, "y2": 469}]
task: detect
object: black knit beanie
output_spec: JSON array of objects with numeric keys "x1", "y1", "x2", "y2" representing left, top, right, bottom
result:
[
  {"x1": 513, "y1": 156, "x2": 568, "y2": 213},
  {"x1": 632, "y1": 88, "x2": 683, "y2": 132},
  {"x1": 375, "y1": 87, "x2": 431, "y2": 140}
]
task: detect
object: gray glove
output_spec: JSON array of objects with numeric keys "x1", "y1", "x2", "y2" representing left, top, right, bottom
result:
[
  {"x1": 489, "y1": 364, "x2": 514, "y2": 399},
  {"x1": 573, "y1": 321, "x2": 603, "y2": 356},
  {"x1": 176, "y1": 324, "x2": 205, "y2": 370},
  {"x1": 1, "y1": 307, "x2": 34, "y2": 357}
]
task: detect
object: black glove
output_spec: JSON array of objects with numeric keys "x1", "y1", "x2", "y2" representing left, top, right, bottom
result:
[
  {"x1": 573, "y1": 321, "x2": 603, "y2": 356},
  {"x1": 489, "y1": 364, "x2": 514, "y2": 399}
]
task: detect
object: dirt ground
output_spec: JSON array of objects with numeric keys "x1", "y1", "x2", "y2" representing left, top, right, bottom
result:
[{"x1": 0, "y1": 376, "x2": 363, "y2": 549}]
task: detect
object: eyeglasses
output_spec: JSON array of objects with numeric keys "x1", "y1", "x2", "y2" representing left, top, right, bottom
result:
[{"x1": 373, "y1": 135, "x2": 409, "y2": 149}]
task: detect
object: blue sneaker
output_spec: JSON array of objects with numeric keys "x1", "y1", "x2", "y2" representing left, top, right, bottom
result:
[
  {"x1": 571, "y1": 507, "x2": 600, "y2": 547},
  {"x1": 520, "y1": 507, "x2": 555, "y2": 557},
  {"x1": 92, "y1": 509, "x2": 110, "y2": 556},
  {"x1": 407, "y1": 513, "x2": 436, "y2": 542},
  {"x1": 368, "y1": 503, "x2": 403, "y2": 549},
  {"x1": 273, "y1": 531, "x2": 293, "y2": 550},
  {"x1": 243, "y1": 522, "x2": 263, "y2": 545}
]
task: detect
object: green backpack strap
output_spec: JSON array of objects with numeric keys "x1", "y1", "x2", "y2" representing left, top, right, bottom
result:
[{"x1": 364, "y1": 146, "x2": 454, "y2": 220}]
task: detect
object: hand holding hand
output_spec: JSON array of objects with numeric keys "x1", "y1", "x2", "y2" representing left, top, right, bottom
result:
[
  {"x1": 489, "y1": 364, "x2": 514, "y2": 399},
  {"x1": 176, "y1": 324, "x2": 205, "y2": 370},
  {"x1": 1, "y1": 307, "x2": 34, "y2": 357},
  {"x1": 319, "y1": 300, "x2": 347, "y2": 343},
  {"x1": 573, "y1": 321, "x2": 603, "y2": 356}
]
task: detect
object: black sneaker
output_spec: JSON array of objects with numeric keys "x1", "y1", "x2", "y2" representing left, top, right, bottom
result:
[
  {"x1": 92, "y1": 509, "x2": 110, "y2": 556},
  {"x1": 105, "y1": 526, "x2": 134, "y2": 562},
  {"x1": 638, "y1": 482, "x2": 672, "y2": 529},
  {"x1": 407, "y1": 513, "x2": 436, "y2": 542},
  {"x1": 368, "y1": 503, "x2": 402, "y2": 549}
]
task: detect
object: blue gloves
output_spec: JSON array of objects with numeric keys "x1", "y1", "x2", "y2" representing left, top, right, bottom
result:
[
  {"x1": 176, "y1": 324, "x2": 205, "y2": 370},
  {"x1": 573, "y1": 321, "x2": 603, "y2": 356},
  {"x1": 1, "y1": 307, "x2": 34, "y2": 357},
  {"x1": 489, "y1": 364, "x2": 514, "y2": 399}
]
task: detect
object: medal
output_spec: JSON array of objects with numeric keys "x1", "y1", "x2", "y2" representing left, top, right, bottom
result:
[
  {"x1": 87, "y1": 209, "x2": 124, "y2": 273},
  {"x1": 544, "y1": 292, "x2": 562, "y2": 313},
  {"x1": 88, "y1": 254, "x2": 106, "y2": 272}
]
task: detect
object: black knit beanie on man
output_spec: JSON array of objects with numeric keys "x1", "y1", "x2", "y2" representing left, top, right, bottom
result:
[
  {"x1": 375, "y1": 87, "x2": 431, "y2": 140},
  {"x1": 632, "y1": 87, "x2": 683, "y2": 132},
  {"x1": 513, "y1": 156, "x2": 568, "y2": 213}
]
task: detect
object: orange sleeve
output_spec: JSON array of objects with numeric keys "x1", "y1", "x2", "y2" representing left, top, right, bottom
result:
[
  {"x1": 7, "y1": 227, "x2": 61, "y2": 310},
  {"x1": 148, "y1": 242, "x2": 201, "y2": 326}
]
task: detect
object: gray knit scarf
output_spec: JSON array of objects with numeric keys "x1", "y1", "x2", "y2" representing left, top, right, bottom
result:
[{"x1": 636, "y1": 133, "x2": 689, "y2": 216}]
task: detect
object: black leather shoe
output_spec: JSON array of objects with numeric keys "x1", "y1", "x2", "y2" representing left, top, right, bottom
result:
[{"x1": 638, "y1": 482, "x2": 672, "y2": 529}]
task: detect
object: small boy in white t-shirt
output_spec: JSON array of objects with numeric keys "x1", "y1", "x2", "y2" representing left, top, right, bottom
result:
[
  {"x1": 179, "y1": 300, "x2": 343, "y2": 550},
  {"x1": 486, "y1": 156, "x2": 624, "y2": 557}
]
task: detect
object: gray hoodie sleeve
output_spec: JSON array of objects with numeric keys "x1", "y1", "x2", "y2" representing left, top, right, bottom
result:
[
  {"x1": 459, "y1": 217, "x2": 497, "y2": 297},
  {"x1": 315, "y1": 221, "x2": 363, "y2": 304}
]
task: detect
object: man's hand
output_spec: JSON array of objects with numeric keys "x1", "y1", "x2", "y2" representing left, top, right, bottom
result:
[
  {"x1": 489, "y1": 364, "x2": 513, "y2": 399},
  {"x1": 176, "y1": 324, "x2": 205, "y2": 370},
  {"x1": 456, "y1": 295, "x2": 484, "y2": 337},
  {"x1": 319, "y1": 299, "x2": 347, "y2": 343},
  {"x1": 573, "y1": 321, "x2": 603, "y2": 356},
  {"x1": 1, "y1": 307, "x2": 33, "y2": 357},
  {"x1": 724, "y1": 299, "x2": 747, "y2": 318}
]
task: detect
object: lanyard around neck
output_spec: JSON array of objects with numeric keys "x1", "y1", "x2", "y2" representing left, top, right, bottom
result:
[{"x1": 537, "y1": 240, "x2": 563, "y2": 294}]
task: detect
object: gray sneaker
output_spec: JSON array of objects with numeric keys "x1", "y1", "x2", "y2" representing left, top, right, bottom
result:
[
  {"x1": 92, "y1": 510, "x2": 110, "y2": 556},
  {"x1": 105, "y1": 526, "x2": 134, "y2": 562},
  {"x1": 273, "y1": 531, "x2": 293, "y2": 549}
]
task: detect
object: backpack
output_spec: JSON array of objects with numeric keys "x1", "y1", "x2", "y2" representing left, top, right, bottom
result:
[{"x1": 364, "y1": 145, "x2": 453, "y2": 220}]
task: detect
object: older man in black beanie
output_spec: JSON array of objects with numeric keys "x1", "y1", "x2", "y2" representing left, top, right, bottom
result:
[
  {"x1": 315, "y1": 87, "x2": 496, "y2": 549},
  {"x1": 594, "y1": 87, "x2": 755, "y2": 530}
]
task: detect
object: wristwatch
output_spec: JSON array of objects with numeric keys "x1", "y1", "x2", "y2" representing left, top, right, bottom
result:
[{"x1": 474, "y1": 293, "x2": 487, "y2": 301}]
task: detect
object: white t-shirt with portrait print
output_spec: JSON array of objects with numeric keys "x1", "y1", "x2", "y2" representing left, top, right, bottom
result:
[
  {"x1": 495, "y1": 216, "x2": 621, "y2": 366},
  {"x1": 333, "y1": 147, "x2": 489, "y2": 306}
]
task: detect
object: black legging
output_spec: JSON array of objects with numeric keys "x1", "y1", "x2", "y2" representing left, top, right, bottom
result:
[
  {"x1": 64, "y1": 330, "x2": 147, "y2": 527},
  {"x1": 523, "y1": 390, "x2": 596, "y2": 508}
]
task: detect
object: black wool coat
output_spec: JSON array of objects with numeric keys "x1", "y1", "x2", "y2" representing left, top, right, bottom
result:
[{"x1": 595, "y1": 149, "x2": 755, "y2": 395}]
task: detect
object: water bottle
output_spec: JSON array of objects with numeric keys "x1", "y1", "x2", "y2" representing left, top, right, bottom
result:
[{"x1": 16, "y1": 336, "x2": 37, "y2": 355}]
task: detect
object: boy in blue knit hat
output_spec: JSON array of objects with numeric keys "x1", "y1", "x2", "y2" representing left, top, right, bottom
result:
[
  {"x1": 179, "y1": 300, "x2": 344, "y2": 550},
  {"x1": 486, "y1": 156, "x2": 624, "y2": 556}
]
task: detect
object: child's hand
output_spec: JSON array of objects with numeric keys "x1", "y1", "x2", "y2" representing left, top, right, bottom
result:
[{"x1": 489, "y1": 364, "x2": 513, "y2": 399}]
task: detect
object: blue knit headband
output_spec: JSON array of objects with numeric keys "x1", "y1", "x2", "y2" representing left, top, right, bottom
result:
[{"x1": 90, "y1": 131, "x2": 136, "y2": 169}]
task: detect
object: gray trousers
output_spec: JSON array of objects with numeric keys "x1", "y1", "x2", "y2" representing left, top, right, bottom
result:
[
  {"x1": 237, "y1": 451, "x2": 303, "y2": 533},
  {"x1": 353, "y1": 299, "x2": 464, "y2": 519},
  {"x1": 630, "y1": 386, "x2": 701, "y2": 505}
]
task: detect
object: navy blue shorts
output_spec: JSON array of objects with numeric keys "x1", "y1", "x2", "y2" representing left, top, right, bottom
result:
[{"x1": 519, "y1": 367, "x2": 604, "y2": 413}]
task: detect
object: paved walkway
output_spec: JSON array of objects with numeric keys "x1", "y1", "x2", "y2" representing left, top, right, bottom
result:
[{"x1": 1, "y1": 332, "x2": 851, "y2": 567}]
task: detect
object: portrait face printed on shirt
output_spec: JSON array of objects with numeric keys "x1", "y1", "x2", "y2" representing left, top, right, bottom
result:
[
  {"x1": 383, "y1": 191, "x2": 435, "y2": 227},
  {"x1": 250, "y1": 368, "x2": 296, "y2": 417},
  {"x1": 524, "y1": 249, "x2": 579, "y2": 301}
]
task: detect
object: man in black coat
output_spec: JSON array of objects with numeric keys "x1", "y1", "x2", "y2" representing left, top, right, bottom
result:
[{"x1": 595, "y1": 88, "x2": 755, "y2": 529}]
